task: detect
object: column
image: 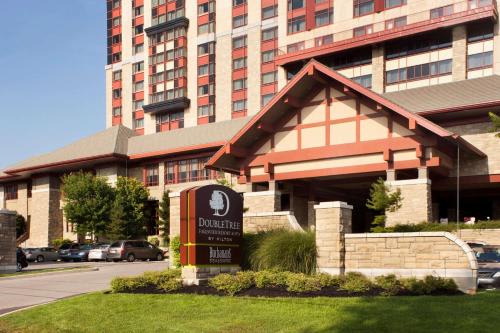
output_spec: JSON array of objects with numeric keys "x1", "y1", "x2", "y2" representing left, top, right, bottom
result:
[
  {"x1": 0, "y1": 209, "x2": 17, "y2": 273},
  {"x1": 243, "y1": 190, "x2": 281, "y2": 213},
  {"x1": 371, "y1": 46, "x2": 385, "y2": 94},
  {"x1": 0, "y1": 185, "x2": 5, "y2": 210},
  {"x1": 452, "y1": 25, "x2": 467, "y2": 81},
  {"x1": 315, "y1": 201, "x2": 353, "y2": 275}
]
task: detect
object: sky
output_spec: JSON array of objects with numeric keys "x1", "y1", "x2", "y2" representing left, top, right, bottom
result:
[{"x1": 0, "y1": 0, "x2": 106, "y2": 170}]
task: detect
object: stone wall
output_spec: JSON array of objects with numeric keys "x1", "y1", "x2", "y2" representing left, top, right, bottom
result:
[
  {"x1": 385, "y1": 179, "x2": 432, "y2": 227},
  {"x1": 243, "y1": 211, "x2": 302, "y2": 233},
  {"x1": 244, "y1": 191, "x2": 281, "y2": 213},
  {"x1": 344, "y1": 232, "x2": 477, "y2": 294},
  {"x1": 453, "y1": 229, "x2": 500, "y2": 245},
  {"x1": 0, "y1": 210, "x2": 17, "y2": 273}
]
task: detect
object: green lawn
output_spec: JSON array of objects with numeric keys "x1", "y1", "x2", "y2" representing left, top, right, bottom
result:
[{"x1": 1, "y1": 291, "x2": 498, "y2": 333}]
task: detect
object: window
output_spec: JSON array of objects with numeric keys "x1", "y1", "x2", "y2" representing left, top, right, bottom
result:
[
  {"x1": 198, "y1": 22, "x2": 215, "y2": 34},
  {"x1": 112, "y1": 107, "x2": 122, "y2": 116},
  {"x1": 352, "y1": 74, "x2": 372, "y2": 88},
  {"x1": 145, "y1": 165, "x2": 159, "y2": 187},
  {"x1": 385, "y1": 0, "x2": 406, "y2": 8},
  {"x1": 287, "y1": 42, "x2": 305, "y2": 53},
  {"x1": 198, "y1": 2, "x2": 215, "y2": 15},
  {"x1": 468, "y1": 51, "x2": 493, "y2": 70},
  {"x1": 112, "y1": 0, "x2": 121, "y2": 9},
  {"x1": 233, "y1": 35, "x2": 247, "y2": 49},
  {"x1": 112, "y1": 17, "x2": 121, "y2": 27},
  {"x1": 261, "y1": 93, "x2": 274, "y2": 107},
  {"x1": 385, "y1": 16, "x2": 407, "y2": 29},
  {"x1": 198, "y1": 104, "x2": 214, "y2": 117},
  {"x1": 112, "y1": 35, "x2": 121, "y2": 44},
  {"x1": 385, "y1": 31, "x2": 452, "y2": 59},
  {"x1": 133, "y1": 81, "x2": 144, "y2": 92},
  {"x1": 5, "y1": 184, "x2": 18, "y2": 200},
  {"x1": 262, "y1": 71, "x2": 277, "y2": 85},
  {"x1": 112, "y1": 53, "x2": 121, "y2": 62},
  {"x1": 233, "y1": 14, "x2": 247, "y2": 28},
  {"x1": 262, "y1": 27, "x2": 278, "y2": 41},
  {"x1": 198, "y1": 84, "x2": 214, "y2": 96},
  {"x1": 133, "y1": 61, "x2": 144, "y2": 73},
  {"x1": 385, "y1": 59, "x2": 452, "y2": 84},
  {"x1": 262, "y1": 5, "x2": 278, "y2": 19},
  {"x1": 288, "y1": 16, "x2": 305, "y2": 34},
  {"x1": 133, "y1": 43, "x2": 144, "y2": 54},
  {"x1": 467, "y1": 23, "x2": 494, "y2": 42},
  {"x1": 315, "y1": 9, "x2": 333, "y2": 27},
  {"x1": 165, "y1": 157, "x2": 214, "y2": 184},
  {"x1": 233, "y1": 0, "x2": 246, "y2": 6},
  {"x1": 262, "y1": 50, "x2": 276, "y2": 63},
  {"x1": 430, "y1": 5, "x2": 453, "y2": 19},
  {"x1": 233, "y1": 57, "x2": 247, "y2": 69},
  {"x1": 315, "y1": 34, "x2": 333, "y2": 47},
  {"x1": 134, "y1": 24, "x2": 144, "y2": 35},
  {"x1": 354, "y1": 0, "x2": 374, "y2": 17},
  {"x1": 233, "y1": 99, "x2": 247, "y2": 112},
  {"x1": 468, "y1": 0, "x2": 493, "y2": 9},
  {"x1": 198, "y1": 42, "x2": 215, "y2": 55},
  {"x1": 233, "y1": 78, "x2": 247, "y2": 91},
  {"x1": 134, "y1": 100, "x2": 144, "y2": 110},
  {"x1": 112, "y1": 70, "x2": 122, "y2": 81},
  {"x1": 288, "y1": 0, "x2": 304, "y2": 11},
  {"x1": 134, "y1": 118, "x2": 144, "y2": 129},
  {"x1": 134, "y1": 6, "x2": 144, "y2": 16},
  {"x1": 198, "y1": 63, "x2": 214, "y2": 76},
  {"x1": 113, "y1": 89, "x2": 121, "y2": 99},
  {"x1": 354, "y1": 25, "x2": 373, "y2": 37}
]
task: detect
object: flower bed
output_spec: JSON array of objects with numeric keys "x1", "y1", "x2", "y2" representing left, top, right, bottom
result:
[{"x1": 110, "y1": 269, "x2": 461, "y2": 298}]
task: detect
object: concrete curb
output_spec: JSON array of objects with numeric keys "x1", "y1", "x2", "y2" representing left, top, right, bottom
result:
[{"x1": 0, "y1": 267, "x2": 99, "y2": 281}]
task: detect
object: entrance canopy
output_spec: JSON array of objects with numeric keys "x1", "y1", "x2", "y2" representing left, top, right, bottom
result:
[{"x1": 207, "y1": 60, "x2": 484, "y2": 184}]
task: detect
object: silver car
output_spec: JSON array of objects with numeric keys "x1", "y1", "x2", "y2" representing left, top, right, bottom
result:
[
  {"x1": 24, "y1": 247, "x2": 60, "y2": 262},
  {"x1": 88, "y1": 244, "x2": 110, "y2": 261}
]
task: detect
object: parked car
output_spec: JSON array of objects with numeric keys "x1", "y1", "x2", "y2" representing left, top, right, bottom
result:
[
  {"x1": 17, "y1": 248, "x2": 28, "y2": 272},
  {"x1": 24, "y1": 247, "x2": 60, "y2": 262},
  {"x1": 59, "y1": 243, "x2": 94, "y2": 262},
  {"x1": 476, "y1": 251, "x2": 500, "y2": 288},
  {"x1": 107, "y1": 240, "x2": 164, "y2": 262},
  {"x1": 88, "y1": 244, "x2": 110, "y2": 262}
]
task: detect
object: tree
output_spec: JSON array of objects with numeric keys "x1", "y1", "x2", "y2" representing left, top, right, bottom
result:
[
  {"x1": 215, "y1": 172, "x2": 233, "y2": 188},
  {"x1": 108, "y1": 177, "x2": 150, "y2": 240},
  {"x1": 16, "y1": 215, "x2": 27, "y2": 238},
  {"x1": 490, "y1": 112, "x2": 500, "y2": 138},
  {"x1": 366, "y1": 177, "x2": 402, "y2": 229},
  {"x1": 61, "y1": 172, "x2": 115, "y2": 241},
  {"x1": 158, "y1": 190, "x2": 170, "y2": 239}
]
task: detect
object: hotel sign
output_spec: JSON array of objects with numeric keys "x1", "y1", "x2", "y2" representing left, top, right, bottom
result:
[{"x1": 180, "y1": 185, "x2": 243, "y2": 266}]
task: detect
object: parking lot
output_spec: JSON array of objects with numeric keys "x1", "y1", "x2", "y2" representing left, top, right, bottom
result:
[{"x1": 0, "y1": 260, "x2": 169, "y2": 316}]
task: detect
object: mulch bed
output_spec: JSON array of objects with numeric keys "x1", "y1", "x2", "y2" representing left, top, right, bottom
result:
[{"x1": 117, "y1": 285, "x2": 462, "y2": 298}]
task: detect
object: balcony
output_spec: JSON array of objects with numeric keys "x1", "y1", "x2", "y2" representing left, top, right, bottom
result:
[
  {"x1": 145, "y1": 17, "x2": 189, "y2": 36},
  {"x1": 143, "y1": 97, "x2": 190, "y2": 115},
  {"x1": 276, "y1": 0, "x2": 497, "y2": 66}
]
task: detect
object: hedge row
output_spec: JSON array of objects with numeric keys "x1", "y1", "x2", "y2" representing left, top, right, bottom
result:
[
  {"x1": 208, "y1": 271, "x2": 459, "y2": 296},
  {"x1": 372, "y1": 221, "x2": 500, "y2": 233},
  {"x1": 111, "y1": 269, "x2": 182, "y2": 293}
]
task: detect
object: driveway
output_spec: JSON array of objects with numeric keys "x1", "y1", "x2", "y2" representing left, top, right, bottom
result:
[{"x1": 0, "y1": 261, "x2": 169, "y2": 315}]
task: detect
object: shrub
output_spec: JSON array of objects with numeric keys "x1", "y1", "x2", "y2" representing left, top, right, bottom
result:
[
  {"x1": 316, "y1": 273, "x2": 343, "y2": 289},
  {"x1": 375, "y1": 274, "x2": 402, "y2": 296},
  {"x1": 52, "y1": 238, "x2": 74, "y2": 249},
  {"x1": 285, "y1": 273, "x2": 321, "y2": 293},
  {"x1": 170, "y1": 236, "x2": 181, "y2": 268},
  {"x1": 209, "y1": 271, "x2": 255, "y2": 296},
  {"x1": 247, "y1": 229, "x2": 317, "y2": 274},
  {"x1": 148, "y1": 236, "x2": 160, "y2": 247},
  {"x1": 372, "y1": 221, "x2": 500, "y2": 233},
  {"x1": 422, "y1": 276, "x2": 458, "y2": 294},
  {"x1": 110, "y1": 269, "x2": 181, "y2": 293},
  {"x1": 158, "y1": 278, "x2": 182, "y2": 292},
  {"x1": 110, "y1": 276, "x2": 148, "y2": 293},
  {"x1": 254, "y1": 270, "x2": 289, "y2": 288},
  {"x1": 339, "y1": 272, "x2": 372, "y2": 293}
]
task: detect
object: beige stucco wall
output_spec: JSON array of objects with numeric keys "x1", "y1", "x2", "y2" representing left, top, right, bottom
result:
[{"x1": 345, "y1": 232, "x2": 477, "y2": 293}]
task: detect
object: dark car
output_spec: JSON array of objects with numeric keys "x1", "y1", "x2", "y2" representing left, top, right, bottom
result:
[
  {"x1": 476, "y1": 251, "x2": 500, "y2": 288},
  {"x1": 59, "y1": 243, "x2": 94, "y2": 262},
  {"x1": 107, "y1": 240, "x2": 164, "y2": 262},
  {"x1": 17, "y1": 248, "x2": 28, "y2": 272}
]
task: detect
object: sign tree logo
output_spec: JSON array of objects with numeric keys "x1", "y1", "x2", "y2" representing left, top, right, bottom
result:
[{"x1": 209, "y1": 190, "x2": 230, "y2": 217}]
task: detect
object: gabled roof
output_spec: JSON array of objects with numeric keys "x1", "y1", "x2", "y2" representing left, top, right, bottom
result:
[
  {"x1": 128, "y1": 117, "x2": 251, "y2": 159},
  {"x1": 3, "y1": 125, "x2": 135, "y2": 175},
  {"x1": 383, "y1": 75, "x2": 500, "y2": 114},
  {"x1": 207, "y1": 60, "x2": 485, "y2": 173}
]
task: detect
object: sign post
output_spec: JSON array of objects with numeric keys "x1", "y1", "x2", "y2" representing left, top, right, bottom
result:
[{"x1": 179, "y1": 185, "x2": 243, "y2": 285}]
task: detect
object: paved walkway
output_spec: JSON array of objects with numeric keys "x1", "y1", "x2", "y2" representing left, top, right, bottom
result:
[{"x1": 0, "y1": 261, "x2": 169, "y2": 315}]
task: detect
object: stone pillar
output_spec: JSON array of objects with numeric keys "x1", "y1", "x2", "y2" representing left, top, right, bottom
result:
[
  {"x1": 0, "y1": 209, "x2": 17, "y2": 273},
  {"x1": 0, "y1": 185, "x2": 5, "y2": 210},
  {"x1": 307, "y1": 201, "x2": 318, "y2": 230},
  {"x1": 28, "y1": 176, "x2": 63, "y2": 247},
  {"x1": 386, "y1": 169, "x2": 396, "y2": 182},
  {"x1": 243, "y1": 191, "x2": 281, "y2": 214},
  {"x1": 452, "y1": 25, "x2": 467, "y2": 81},
  {"x1": 371, "y1": 46, "x2": 385, "y2": 94},
  {"x1": 315, "y1": 201, "x2": 353, "y2": 275},
  {"x1": 168, "y1": 192, "x2": 180, "y2": 268},
  {"x1": 385, "y1": 179, "x2": 432, "y2": 227},
  {"x1": 182, "y1": 266, "x2": 240, "y2": 286}
]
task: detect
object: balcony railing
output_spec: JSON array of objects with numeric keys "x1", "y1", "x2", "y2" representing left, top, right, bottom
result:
[{"x1": 276, "y1": 0, "x2": 497, "y2": 65}]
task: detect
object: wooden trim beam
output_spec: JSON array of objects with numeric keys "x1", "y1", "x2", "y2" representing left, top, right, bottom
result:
[{"x1": 225, "y1": 144, "x2": 248, "y2": 158}]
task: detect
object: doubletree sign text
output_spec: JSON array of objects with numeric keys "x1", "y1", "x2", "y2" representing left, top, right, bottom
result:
[{"x1": 180, "y1": 185, "x2": 243, "y2": 266}]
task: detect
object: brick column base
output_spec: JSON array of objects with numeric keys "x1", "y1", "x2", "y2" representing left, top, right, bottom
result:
[
  {"x1": 0, "y1": 209, "x2": 17, "y2": 273},
  {"x1": 315, "y1": 202, "x2": 353, "y2": 275}
]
